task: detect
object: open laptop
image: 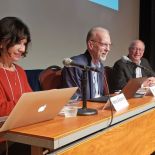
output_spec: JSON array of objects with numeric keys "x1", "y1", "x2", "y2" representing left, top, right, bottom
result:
[
  {"x1": 0, "y1": 87, "x2": 77, "y2": 132},
  {"x1": 88, "y1": 77, "x2": 148, "y2": 103},
  {"x1": 121, "y1": 77, "x2": 147, "y2": 99}
]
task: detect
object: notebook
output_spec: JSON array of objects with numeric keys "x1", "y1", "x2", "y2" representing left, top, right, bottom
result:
[
  {"x1": 121, "y1": 77, "x2": 147, "y2": 99},
  {"x1": 0, "y1": 87, "x2": 77, "y2": 132}
]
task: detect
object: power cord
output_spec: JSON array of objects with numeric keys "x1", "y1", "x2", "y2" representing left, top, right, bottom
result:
[
  {"x1": 5, "y1": 141, "x2": 8, "y2": 155},
  {"x1": 103, "y1": 72, "x2": 114, "y2": 127}
]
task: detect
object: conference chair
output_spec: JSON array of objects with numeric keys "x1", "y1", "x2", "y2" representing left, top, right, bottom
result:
[
  {"x1": 39, "y1": 65, "x2": 62, "y2": 90},
  {"x1": 25, "y1": 69, "x2": 43, "y2": 91}
]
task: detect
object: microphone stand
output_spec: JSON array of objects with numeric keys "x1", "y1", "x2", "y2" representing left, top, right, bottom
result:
[
  {"x1": 77, "y1": 67, "x2": 98, "y2": 116},
  {"x1": 134, "y1": 64, "x2": 155, "y2": 76}
]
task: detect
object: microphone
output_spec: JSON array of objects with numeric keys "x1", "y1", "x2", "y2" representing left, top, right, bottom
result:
[
  {"x1": 63, "y1": 58, "x2": 100, "y2": 72},
  {"x1": 121, "y1": 56, "x2": 155, "y2": 75},
  {"x1": 122, "y1": 56, "x2": 146, "y2": 69}
]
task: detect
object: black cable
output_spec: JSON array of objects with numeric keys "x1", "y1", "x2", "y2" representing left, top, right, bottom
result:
[
  {"x1": 103, "y1": 71, "x2": 114, "y2": 127},
  {"x1": 5, "y1": 140, "x2": 8, "y2": 155}
]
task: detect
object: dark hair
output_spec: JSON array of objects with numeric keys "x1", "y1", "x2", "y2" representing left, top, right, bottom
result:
[{"x1": 0, "y1": 16, "x2": 31, "y2": 57}]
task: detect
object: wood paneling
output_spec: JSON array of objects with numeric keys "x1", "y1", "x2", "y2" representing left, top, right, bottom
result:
[
  {"x1": 3, "y1": 96, "x2": 155, "y2": 155},
  {"x1": 58, "y1": 109, "x2": 155, "y2": 155}
]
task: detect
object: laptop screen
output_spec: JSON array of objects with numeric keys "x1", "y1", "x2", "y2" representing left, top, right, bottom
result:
[
  {"x1": 122, "y1": 77, "x2": 147, "y2": 99},
  {"x1": 0, "y1": 87, "x2": 77, "y2": 132}
]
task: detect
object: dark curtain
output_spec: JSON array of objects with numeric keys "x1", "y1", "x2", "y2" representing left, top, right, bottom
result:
[{"x1": 139, "y1": 0, "x2": 155, "y2": 70}]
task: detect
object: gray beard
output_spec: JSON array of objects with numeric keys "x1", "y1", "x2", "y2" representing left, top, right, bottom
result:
[{"x1": 100, "y1": 55, "x2": 107, "y2": 64}]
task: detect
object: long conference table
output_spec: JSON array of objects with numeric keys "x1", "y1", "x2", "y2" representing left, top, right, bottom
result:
[{"x1": 1, "y1": 95, "x2": 155, "y2": 155}]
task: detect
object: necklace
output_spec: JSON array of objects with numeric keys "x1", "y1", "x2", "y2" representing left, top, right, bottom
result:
[{"x1": 3, "y1": 66, "x2": 23, "y2": 101}]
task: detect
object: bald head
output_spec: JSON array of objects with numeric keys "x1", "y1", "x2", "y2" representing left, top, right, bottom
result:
[
  {"x1": 129, "y1": 40, "x2": 145, "y2": 50},
  {"x1": 86, "y1": 27, "x2": 110, "y2": 43},
  {"x1": 128, "y1": 39, "x2": 145, "y2": 63},
  {"x1": 86, "y1": 26, "x2": 111, "y2": 64}
]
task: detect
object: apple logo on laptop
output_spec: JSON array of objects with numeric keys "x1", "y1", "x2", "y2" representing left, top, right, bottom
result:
[{"x1": 38, "y1": 104, "x2": 47, "y2": 112}]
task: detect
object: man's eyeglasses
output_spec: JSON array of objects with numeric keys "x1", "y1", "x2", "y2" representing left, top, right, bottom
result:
[
  {"x1": 91, "y1": 40, "x2": 111, "y2": 48},
  {"x1": 131, "y1": 47, "x2": 144, "y2": 52}
]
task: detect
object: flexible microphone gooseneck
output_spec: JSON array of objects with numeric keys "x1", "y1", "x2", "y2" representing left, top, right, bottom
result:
[
  {"x1": 63, "y1": 58, "x2": 100, "y2": 72},
  {"x1": 121, "y1": 56, "x2": 155, "y2": 76}
]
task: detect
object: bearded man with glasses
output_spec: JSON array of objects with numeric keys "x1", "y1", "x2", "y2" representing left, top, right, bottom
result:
[{"x1": 62, "y1": 27, "x2": 111, "y2": 99}]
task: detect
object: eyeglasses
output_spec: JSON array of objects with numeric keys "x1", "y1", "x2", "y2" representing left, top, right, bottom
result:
[
  {"x1": 91, "y1": 40, "x2": 111, "y2": 48},
  {"x1": 131, "y1": 47, "x2": 144, "y2": 52}
]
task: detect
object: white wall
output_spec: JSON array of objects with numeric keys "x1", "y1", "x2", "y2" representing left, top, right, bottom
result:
[{"x1": 0, "y1": 0, "x2": 139, "y2": 69}]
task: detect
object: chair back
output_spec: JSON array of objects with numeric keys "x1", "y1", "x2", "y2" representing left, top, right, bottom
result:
[
  {"x1": 104, "y1": 66, "x2": 113, "y2": 94},
  {"x1": 25, "y1": 69, "x2": 43, "y2": 91},
  {"x1": 39, "y1": 65, "x2": 62, "y2": 90}
]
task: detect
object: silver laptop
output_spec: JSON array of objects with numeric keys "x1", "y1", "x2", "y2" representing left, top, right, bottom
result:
[
  {"x1": 122, "y1": 77, "x2": 147, "y2": 99},
  {"x1": 0, "y1": 87, "x2": 77, "y2": 132}
]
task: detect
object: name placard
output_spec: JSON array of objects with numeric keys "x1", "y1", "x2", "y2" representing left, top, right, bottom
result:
[{"x1": 104, "y1": 93, "x2": 129, "y2": 111}]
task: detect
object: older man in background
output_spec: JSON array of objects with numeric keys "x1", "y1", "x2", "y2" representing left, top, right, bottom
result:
[{"x1": 112, "y1": 39, "x2": 155, "y2": 91}]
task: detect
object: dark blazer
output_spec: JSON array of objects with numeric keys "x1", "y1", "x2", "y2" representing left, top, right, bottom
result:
[
  {"x1": 62, "y1": 50, "x2": 104, "y2": 99},
  {"x1": 112, "y1": 57, "x2": 155, "y2": 91}
]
